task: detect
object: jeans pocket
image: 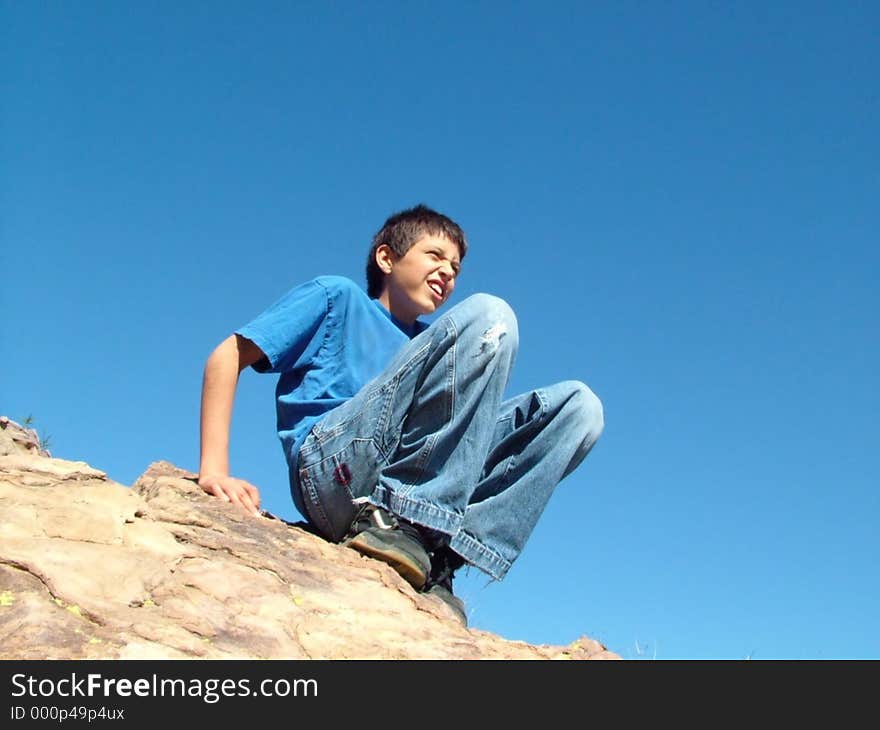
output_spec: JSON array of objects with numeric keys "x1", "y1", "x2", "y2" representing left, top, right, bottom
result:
[{"x1": 298, "y1": 437, "x2": 380, "y2": 542}]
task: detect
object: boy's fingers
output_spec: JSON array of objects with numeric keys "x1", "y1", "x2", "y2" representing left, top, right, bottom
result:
[
  {"x1": 200, "y1": 476, "x2": 261, "y2": 517},
  {"x1": 228, "y1": 481, "x2": 261, "y2": 518},
  {"x1": 232, "y1": 479, "x2": 261, "y2": 513},
  {"x1": 202, "y1": 481, "x2": 230, "y2": 501},
  {"x1": 243, "y1": 481, "x2": 261, "y2": 508}
]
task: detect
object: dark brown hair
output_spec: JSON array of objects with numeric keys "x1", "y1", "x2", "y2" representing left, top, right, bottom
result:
[{"x1": 366, "y1": 204, "x2": 467, "y2": 298}]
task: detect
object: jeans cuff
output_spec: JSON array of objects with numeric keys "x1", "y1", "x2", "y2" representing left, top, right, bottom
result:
[
  {"x1": 449, "y1": 530, "x2": 511, "y2": 581},
  {"x1": 368, "y1": 484, "x2": 463, "y2": 538},
  {"x1": 368, "y1": 485, "x2": 513, "y2": 581}
]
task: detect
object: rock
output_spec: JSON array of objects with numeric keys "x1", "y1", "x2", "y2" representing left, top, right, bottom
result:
[
  {"x1": 0, "y1": 417, "x2": 619, "y2": 659},
  {"x1": 0, "y1": 416, "x2": 51, "y2": 458}
]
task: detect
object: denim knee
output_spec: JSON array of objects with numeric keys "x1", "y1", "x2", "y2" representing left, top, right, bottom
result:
[
  {"x1": 455, "y1": 293, "x2": 519, "y2": 353},
  {"x1": 563, "y1": 379, "x2": 605, "y2": 443}
]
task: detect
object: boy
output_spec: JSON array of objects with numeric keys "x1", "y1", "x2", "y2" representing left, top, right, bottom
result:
[{"x1": 198, "y1": 204, "x2": 604, "y2": 626}]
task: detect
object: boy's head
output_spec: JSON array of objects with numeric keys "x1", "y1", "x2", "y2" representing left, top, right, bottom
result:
[{"x1": 367, "y1": 204, "x2": 468, "y2": 323}]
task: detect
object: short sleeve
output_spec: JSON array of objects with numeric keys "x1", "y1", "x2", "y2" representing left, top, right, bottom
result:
[{"x1": 235, "y1": 279, "x2": 329, "y2": 374}]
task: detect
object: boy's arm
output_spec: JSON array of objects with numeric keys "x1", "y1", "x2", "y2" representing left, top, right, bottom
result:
[{"x1": 198, "y1": 333, "x2": 266, "y2": 517}]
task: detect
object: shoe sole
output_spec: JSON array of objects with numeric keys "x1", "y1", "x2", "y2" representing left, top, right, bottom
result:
[
  {"x1": 424, "y1": 585, "x2": 468, "y2": 626},
  {"x1": 344, "y1": 532, "x2": 429, "y2": 590}
]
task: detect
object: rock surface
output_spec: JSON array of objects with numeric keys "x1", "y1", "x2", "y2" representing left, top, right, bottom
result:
[{"x1": 0, "y1": 417, "x2": 619, "y2": 659}]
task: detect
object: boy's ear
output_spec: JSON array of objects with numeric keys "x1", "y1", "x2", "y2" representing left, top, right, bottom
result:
[{"x1": 375, "y1": 244, "x2": 395, "y2": 275}]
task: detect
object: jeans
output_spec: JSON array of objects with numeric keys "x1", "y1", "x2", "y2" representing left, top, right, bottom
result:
[{"x1": 293, "y1": 293, "x2": 604, "y2": 581}]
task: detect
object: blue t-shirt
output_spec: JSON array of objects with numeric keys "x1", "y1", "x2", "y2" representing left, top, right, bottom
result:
[{"x1": 235, "y1": 275, "x2": 428, "y2": 477}]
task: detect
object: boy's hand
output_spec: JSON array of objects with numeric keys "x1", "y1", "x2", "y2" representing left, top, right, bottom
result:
[{"x1": 199, "y1": 474, "x2": 262, "y2": 518}]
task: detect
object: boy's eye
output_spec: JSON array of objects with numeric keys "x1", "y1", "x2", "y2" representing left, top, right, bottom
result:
[{"x1": 427, "y1": 249, "x2": 460, "y2": 276}]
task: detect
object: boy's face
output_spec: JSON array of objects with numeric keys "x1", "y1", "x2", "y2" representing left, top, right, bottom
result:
[{"x1": 377, "y1": 234, "x2": 461, "y2": 325}]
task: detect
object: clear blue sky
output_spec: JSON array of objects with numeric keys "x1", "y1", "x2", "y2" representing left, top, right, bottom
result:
[{"x1": 3, "y1": 1, "x2": 877, "y2": 660}]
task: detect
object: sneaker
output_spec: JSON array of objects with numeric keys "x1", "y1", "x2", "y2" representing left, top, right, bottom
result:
[
  {"x1": 423, "y1": 546, "x2": 467, "y2": 626},
  {"x1": 342, "y1": 505, "x2": 432, "y2": 590}
]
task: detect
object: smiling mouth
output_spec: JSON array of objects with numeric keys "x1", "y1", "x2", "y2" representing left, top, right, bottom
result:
[{"x1": 427, "y1": 281, "x2": 444, "y2": 299}]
